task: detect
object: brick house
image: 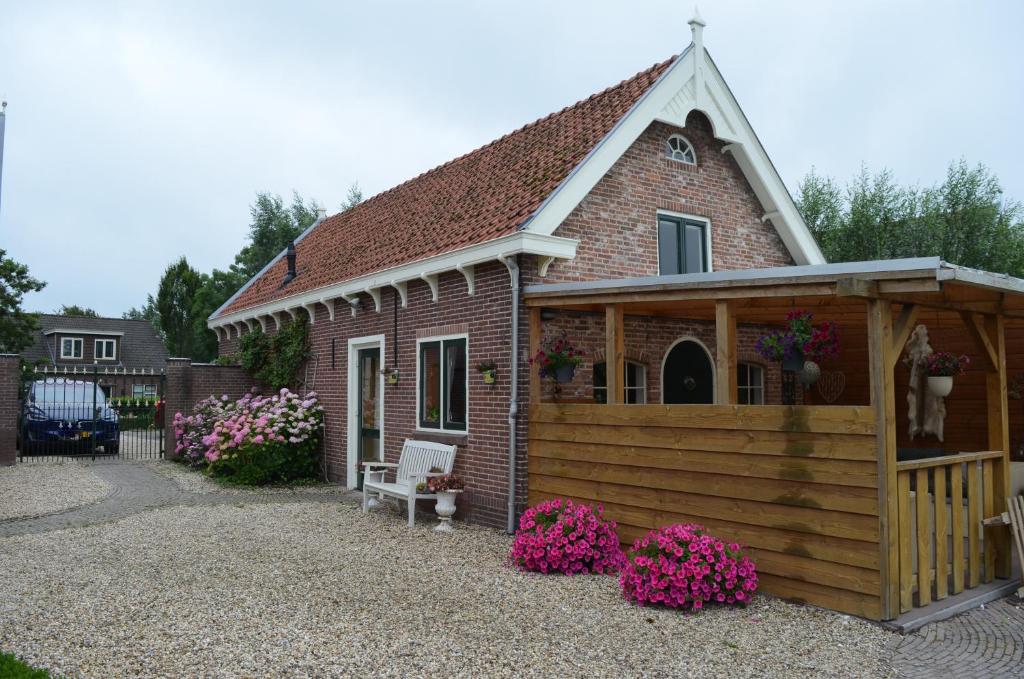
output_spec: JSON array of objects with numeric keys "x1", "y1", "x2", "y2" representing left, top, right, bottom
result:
[
  {"x1": 207, "y1": 20, "x2": 825, "y2": 530},
  {"x1": 22, "y1": 315, "x2": 168, "y2": 398}
]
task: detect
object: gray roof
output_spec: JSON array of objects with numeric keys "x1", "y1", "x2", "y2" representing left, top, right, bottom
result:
[{"x1": 21, "y1": 315, "x2": 169, "y2": 370}]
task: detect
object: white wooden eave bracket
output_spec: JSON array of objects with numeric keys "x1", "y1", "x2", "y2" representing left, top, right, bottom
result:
[
  {"x1": 256, "y1": 315, "x2": 268, "y2": 332},
  {"x1": 420, "y1": 273, "x2": 439, "y2": 303},
  {"x1": 285, "y1": 307, "x2": 298, "y2": 321},
  {"x1": 364, "y1": 287, "x2": 382, "y2": 312},
  {"x1": 319, "y1": 298, "x2": 336, "y2": 322},
  {"x1": 537, "y1": 255, "x2": 556, "y2": 277},
  {"x1": 455, "y1": 264, "x2": 475, "y2": 296},
  {"x1": 390, "y1": 281, "x2": 408, "y2": 308},
  {"x1": 243, "y1": 318, "x2": 256, "y2": 333},
  {"x1": 232, "y1": 321, "x2": 245, "y2": 337},
  {"x1": 271, "y1": 311, "x2": 283, "y2": 330},
  {"x1": 302, "y1": 303, "x2": 318, "y2": 324}
]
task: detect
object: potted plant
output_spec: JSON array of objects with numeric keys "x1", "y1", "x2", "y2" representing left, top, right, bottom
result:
[
  {"x1": 924, "y1": 352, "x2": 969, "y2": 397},
  {"x1": 756, "y1": 311, "x2": 839, "y2": 385},
  {"x1": 380, "y1": 367, "x2": 400, "y2": 385},
  {"x1": 530, "y1": 332, "x2": 584, "y2": 384},
  {"x1": 427, "y1": 474, "x2": 466, "y2": 532},
  {"x1": 477, "y1": 361, "x2": 497, "y2": 385}
]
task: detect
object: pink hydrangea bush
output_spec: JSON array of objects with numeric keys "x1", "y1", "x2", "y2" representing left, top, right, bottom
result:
[
  {"x1": 620, "y1": 524, "x2": 758, "y2": 610},
  {"x1": 510, "y1": 498, "x2": 625, "y2": 574},
  {"x1": 173, "y1": 388, "x2": 324, "y2": 484}
]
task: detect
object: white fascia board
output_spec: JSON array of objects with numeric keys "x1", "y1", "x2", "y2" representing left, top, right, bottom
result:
[
  {"x1": 44, "y1": 329, "x2": 125, "y2": 337},
  {"x1": 520, "y1": 45, "x2": 825, "y2": 267},
  {"x1": 209, "y1": 231, "x2": 577, "y2": 328}
]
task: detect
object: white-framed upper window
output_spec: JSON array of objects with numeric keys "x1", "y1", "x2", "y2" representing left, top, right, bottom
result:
[
  {"x1": 658, "y1": 213, "x2": 710, "y2": 275},
  {"x1": 95, "y1": 339, "x2": 117, "y2": 360},
  {"x1": 60, "y1": 337, "x2": 83, "y2": 359},
  {"x1": 594, "y1": 360, "x2": 647, "y2": 404},
  {"x1": 132, "y1": 384, "x2": 158, "y2": 399},
  {"x1": 417, "y1": 334, "x2": 468, "y2": 433},
  {"x1": 666, "y1": 134, "x2": 696, "y2": 164},
  {"x1": 738, "y1": 362, "x2": 765, "y2": 405}
]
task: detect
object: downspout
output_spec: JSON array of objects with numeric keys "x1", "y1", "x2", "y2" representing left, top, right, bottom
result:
[{"x1": 503, "y1": 255, "x2": 521, "y2": 534}]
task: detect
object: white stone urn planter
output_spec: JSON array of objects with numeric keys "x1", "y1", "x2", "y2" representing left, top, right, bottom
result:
[
  {"x1": 927, "y1": 375, "x2": 954, "y2": 398},
  {"x1": 434, "y1": 490, "x2": 463, "y2": 532}
]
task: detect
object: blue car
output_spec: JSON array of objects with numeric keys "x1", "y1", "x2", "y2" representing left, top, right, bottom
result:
[{"x1": 20, "y1": 378, "x2": 120, "y2": 455}]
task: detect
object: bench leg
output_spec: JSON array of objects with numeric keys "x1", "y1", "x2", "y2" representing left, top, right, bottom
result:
[
  {"x1": 362, "y1": 484, "x2": 369, "y2": 514},
  {"x1": 408, "y1": 496, "x2": 416, "y2": 528}
]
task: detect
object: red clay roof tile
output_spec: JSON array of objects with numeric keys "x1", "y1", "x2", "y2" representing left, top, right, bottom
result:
[{"x1": 219, "y1": 56, "x2": 674, "y2": 316}]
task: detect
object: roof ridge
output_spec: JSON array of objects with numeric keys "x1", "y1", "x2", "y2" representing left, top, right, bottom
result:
[{"x1": 317, "y1": 56, "x2": 676, "y2": 229}]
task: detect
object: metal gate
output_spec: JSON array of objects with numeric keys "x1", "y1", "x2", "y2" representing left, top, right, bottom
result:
[{"x1": 17, "y1": 366, "x2": 165, "y2": 462}]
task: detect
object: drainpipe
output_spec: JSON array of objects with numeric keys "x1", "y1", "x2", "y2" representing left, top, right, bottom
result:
[{"x1": 503, "y1": 255, "x2": 521, "y2": 534}]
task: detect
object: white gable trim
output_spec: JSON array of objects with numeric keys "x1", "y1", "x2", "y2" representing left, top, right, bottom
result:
[
  {"x1": 209, "y1": 231, "x2": 577, "y2": 330},
  {"x1": 520, "y1": 46, "x2": 825, "y2": 266}
]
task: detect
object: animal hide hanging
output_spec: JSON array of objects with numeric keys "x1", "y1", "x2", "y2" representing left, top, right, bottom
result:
[{"x1": 903, "y1": 324, "x2": 946, "y2": 442}]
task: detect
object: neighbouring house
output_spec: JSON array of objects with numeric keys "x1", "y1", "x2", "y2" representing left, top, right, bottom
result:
[
  {"x1": 206, "y1": 18, "x2": 1023, "y2": 621},
  {"x1": 22, "y1": 314, "x2": 168, "y2": 398}
]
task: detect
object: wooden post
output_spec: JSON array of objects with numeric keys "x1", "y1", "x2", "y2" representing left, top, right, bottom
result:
[
  {"x1": 715, "y1": 300, "x2": 737, "y2": 405},
  {"x1": 986, "y1": 314, "x2": 1011, "y2": 578},
  {"x1": 528, "y1": 307, "x2": 542, "y2": 406},
  {"x1": 867, "y1": 298, "x2": 898, "y2": 620},
  {"x1": 605, "y1": 304, "x2": 624, "y2": 404}
]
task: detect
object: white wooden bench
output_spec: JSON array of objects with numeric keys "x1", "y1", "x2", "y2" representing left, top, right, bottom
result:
[{"x1": 362, "y1": 439, "x2": 458, "y2": 527}]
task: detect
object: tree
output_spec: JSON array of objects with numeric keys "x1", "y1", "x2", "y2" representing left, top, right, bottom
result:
[
  {"x1": 231, "y1": 192, "x2": 321, "y2": 281},
  {"x1": 341, "y1": 182, "x2": 363, "y2": 211},
  {"x1": 56, "y1": 304, "x2": 98, "y2": 317},
  {"x1": 190, "y1": 268, "x2": 245, "y2": 362},
  {"x1": 156, "y1": 257, "x2": 203, "y2": 357},
  {"x1": 796, "y1": 160, "x2": 1024, "y2": 276},
  {"x1": 0, "y1": 249, "x2": 46, "y2": 353},
  {"x1": 123, "y1": 294, "x2": 162, "y2": 337}
]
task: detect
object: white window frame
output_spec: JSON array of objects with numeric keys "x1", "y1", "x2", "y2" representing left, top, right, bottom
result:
[
  {"x1": 594, "y1": 360, "x2": 647, "y2": 404},
  {"x1": 656, "y1": 210, "x2": 713, "y2": 276},
  {"x1": 666, "y1": 134, "x2": 696, "y2": 165},
  {"x1": 60, "y1": 337, "x2": 84, "y2": 359},
  {"x1": 95, "y1": 338, "x2": 117, "y2": 361},
  {"x1": 415, "y1": 333, "x2": 469, "y2": 435},
  {"x1": 738, "y1": 362, "x2": 766, "y2": 405},
  {"x1": 132, "y1": 384, "x2": 158, "y2": 398}
]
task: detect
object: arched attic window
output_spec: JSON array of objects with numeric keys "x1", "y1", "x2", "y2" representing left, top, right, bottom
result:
[{"x1": 666, "y1": 134, "x2": 696, "y2": 165}]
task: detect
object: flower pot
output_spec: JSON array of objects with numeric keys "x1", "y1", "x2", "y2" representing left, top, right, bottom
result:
[
  {"x1": 434, "y1": 489, "x2": 462, "y2": 532},
  {"x1": 798, "y1": 360, "x2": 821, "y2": 386},
  {"x1": 554, "y1": 364, "x2": 575, "y2": 384},
  {"x1": 927, "y1": 375, "x2": 954, "y2": 398},
  {"x1": 385, "y1": 370, "x2": 399, "y2": 385},
  {"x1": 782, "y1": 352, "x2": 804, "y2": 373},
  {"x1": 482, "y1": 370, "x2": 496, "y2": 385}
]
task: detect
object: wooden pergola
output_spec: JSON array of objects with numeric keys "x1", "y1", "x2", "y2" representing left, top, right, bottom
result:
[{"x1": 524, "y1": 257, "x2": 1022, "y2": 620}]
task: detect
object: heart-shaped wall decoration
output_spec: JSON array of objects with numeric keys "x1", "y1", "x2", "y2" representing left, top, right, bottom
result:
[{"x1": 817, "y1": 370, "x2": 846, "y2": 404}]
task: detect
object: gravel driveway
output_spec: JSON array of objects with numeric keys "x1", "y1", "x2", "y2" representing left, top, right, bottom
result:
[
  {"x1": 0, "y1": 462, "x2": 110, "y2": 521},
  {"x1": 0, "y1": 497, "x2": 895, "y2": 678}
]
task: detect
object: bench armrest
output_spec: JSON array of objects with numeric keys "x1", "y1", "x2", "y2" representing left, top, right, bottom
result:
[{"x1": 362, "y1": 461, "x2": 398, "y2": 469}]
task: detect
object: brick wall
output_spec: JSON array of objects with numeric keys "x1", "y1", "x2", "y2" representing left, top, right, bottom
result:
[
  {"x1": 213, "y1": 111, "x2": 792, "y2": 529},
  {"x1": 163, "y1": 359, "x2": 262, "y2": 459},
  {"x1": 0, "y1": 355, "x2": 19, "y2": 466}
]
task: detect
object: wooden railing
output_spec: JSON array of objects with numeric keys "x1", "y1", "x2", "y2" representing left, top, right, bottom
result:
[{"x1": 894, "y1": 450, "x2": 1005, "y2": 613}]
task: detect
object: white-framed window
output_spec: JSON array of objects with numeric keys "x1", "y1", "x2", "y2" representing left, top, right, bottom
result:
[
  {"x1": 666, "y1": 134, "x2": 696, "y2": 164},
  {"x1": 132, "y1": 384, "x2": 158, "y2": 399},
  {"x1": 738, "y1": 362, "x2": 765, "y2": 405},
  {"x1": 594, "y1": 360, "x2": 647, "y2": 404},
  {"x1": 95, "y1": 339, "x2": 117, "y2": 360},
  {"x1": 658, "y1": 213, "x2": 710, "y2": 275},
  {"x1": 60, "y1": 337, "x2": 83, "y2": 359},
  {"x1": 417, "y1": 334, "x2": 468, "y2": 432}
]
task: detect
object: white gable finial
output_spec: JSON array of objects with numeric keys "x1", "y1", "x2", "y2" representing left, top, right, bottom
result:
[{"x1": 689, "y1": 6, "x2": 706, "y2": 49}]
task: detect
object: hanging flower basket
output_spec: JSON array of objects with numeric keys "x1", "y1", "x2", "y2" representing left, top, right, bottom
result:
[
  {"x1": 530, "y1": 332, "x2": 584, "y2": 384},
  {"x1": 477, "y1": 361, "x2": 497, "y2": 385},
  {"x1": 924, "y1": 352, "x2": 969, "y2": 397},
  {"x1": 380, "y1": 367, "x2": 400, "y2": 385},
  {"x1": 757, "y1": 310, "x2": 840, "y2": 376}
]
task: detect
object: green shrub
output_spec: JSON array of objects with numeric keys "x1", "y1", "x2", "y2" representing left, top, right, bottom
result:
[{"x1": 0, "y1": 652, "x2": 52, "y2": 679}]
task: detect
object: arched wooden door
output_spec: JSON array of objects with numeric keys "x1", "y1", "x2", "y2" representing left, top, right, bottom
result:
[{"x1": 662, "y1": 339, "x2": 715, "y2": 404}]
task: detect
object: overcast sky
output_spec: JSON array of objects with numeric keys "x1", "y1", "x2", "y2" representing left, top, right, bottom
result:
[{"x1": 2, "y1": 0, "x2": 1022, "y2": 317}]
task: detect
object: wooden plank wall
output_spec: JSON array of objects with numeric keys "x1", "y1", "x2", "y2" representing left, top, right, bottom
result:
[{"x1": 527, "y1": 403, "x2": 883, "y2": 619}]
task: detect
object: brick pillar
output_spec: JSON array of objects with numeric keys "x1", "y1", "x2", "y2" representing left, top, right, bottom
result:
[
  {"x1": 0, "y1": 354, "x2": 21, "y2": 466},
  {"x1": 164, "y1": 357, "x2": 192, "y2": 459}
]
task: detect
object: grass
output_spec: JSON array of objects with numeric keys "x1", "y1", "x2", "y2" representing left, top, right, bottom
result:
[{"x1": 0, "y1": 651, "x2": 52, "y2": 678}]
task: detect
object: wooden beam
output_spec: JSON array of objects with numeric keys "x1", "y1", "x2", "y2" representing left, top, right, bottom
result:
[
  {"x1": 528, "y1": 307, "x2": 542, "y2": 405},
  {"x1": 837, "y1": 278, "x2": 879, "y2": 298},
  {"x1": 985, "y1": 314, "x2": 1012, "y2": 578},
  {"x1": 715, "y1": 300, "x2": 737, "y2": 405},
  {"x1": 867, "y1": 298, "x2": 898, "y2": 620},
  {"x1": 890, "y1": 304, "x2": 919, "y2": 369},
  {"x1": 605, "y1": 304, "x2": 624, "y2": 404},
  {"x1": 961, "y1": 312, "x2": 998, "y2": 371}
]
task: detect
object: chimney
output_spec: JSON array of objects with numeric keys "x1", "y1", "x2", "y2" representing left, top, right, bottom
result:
[
  {"x1": 282, "y1": 241, "x2": 297, "y2": 286},
  {"x1": 316, "y1": 208, "x2": 327, "y2": 220}
]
